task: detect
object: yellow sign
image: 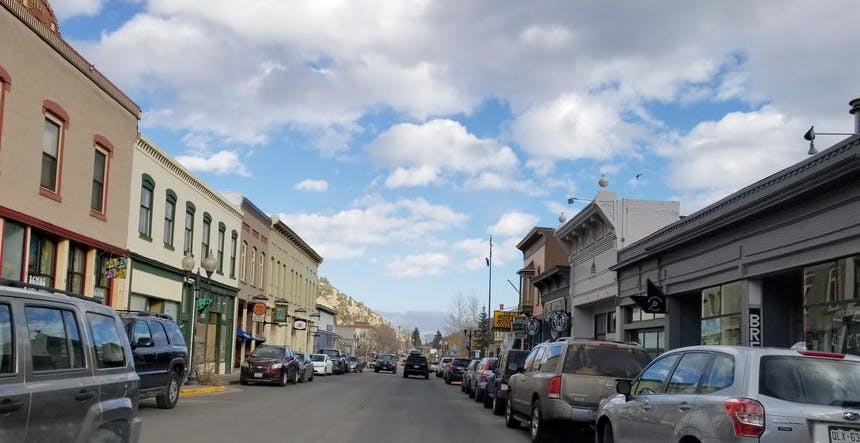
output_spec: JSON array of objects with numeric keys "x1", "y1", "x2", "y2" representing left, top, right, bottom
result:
[{"x1": 493, "y1": 311, "x2": 516, "y2": 331}]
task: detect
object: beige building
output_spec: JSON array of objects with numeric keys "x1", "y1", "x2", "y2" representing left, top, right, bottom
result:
[
  {"x1": 0, "y1": 0, "x2": 139, "y2": 303},
  {"x1": 516, "y1": 227, "x2": 569, "y2": 348}
]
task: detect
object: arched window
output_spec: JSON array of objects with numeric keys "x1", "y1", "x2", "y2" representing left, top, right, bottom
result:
[
  {"x1": 230, "y1": 231, "x2": 238, "y2": 279},
  {"x1": 217, "y1": 222, "x2": 226, "y2": 274},
  {"x1": 240, "y1": 241, "x2": 248, "y2": 281},
  {"x1": 138, "y1": 174, "x2": 155, "y2": 238},
  {"x1": 250, "y1": 247, "x2": 257, "y2": 286},
  {"x1": 258, "y1": 252, "x2": 265, "y2": 288},
  {"x1": 201, "y1": 212, "x2": 212, "y2": 259},
  {"x1": 163, "y1": 189, "x2": 177, "y2": 247},
  {"x1": 183, "y1": 202, "x2": 196, "y2": 254}
]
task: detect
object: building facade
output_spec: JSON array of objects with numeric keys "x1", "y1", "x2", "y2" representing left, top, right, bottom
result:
[
  {"x1": 515, "y1": 227, "x2": 568, "y2": 348},
  {"x1": 615, "y1": 113, "x2": 860, "y2": 357},
  {"x1": 0, "y1": 0, "x2": 139, "y2": 305},
  {"x1": 556, "y1": 177, "x2": 679, "y2": 353},
  {"x1": 121, "y1": 136, "x2": 242, "y2": 374},
  {"x1": 313, "y1": 304, "x2": 337, "y2": 352}
]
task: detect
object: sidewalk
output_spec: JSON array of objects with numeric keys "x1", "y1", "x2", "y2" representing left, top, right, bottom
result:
[{"x1": 179, "y1": 370, "x2": 242, "y2": 396}]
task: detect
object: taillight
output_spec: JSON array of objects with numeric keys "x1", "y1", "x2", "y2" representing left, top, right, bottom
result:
[
  {"x1": 797, "y1": 350, "x2": 845, "y2": 359},
  {"x1": 724, "y1": 398, "x2": 765, "y2": 437},
  {"x1": 548, "y1": 375, "x2": 561, "y2": 399}
]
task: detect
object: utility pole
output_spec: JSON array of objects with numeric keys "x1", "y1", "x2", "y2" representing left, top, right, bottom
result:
[{"x1": 486, "y1": 235, "x2": 493, "y2": 357}]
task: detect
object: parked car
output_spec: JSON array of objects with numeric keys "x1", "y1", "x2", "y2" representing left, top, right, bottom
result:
[
  {"x1": 463, "y1": 359, "x2": 481, "y2": 396},
  {"x1": 294, "y1": 352, "x2": 315, "y2": 382},
  {"x1": 445, "y1": 357, "x2": 471, "y2": 384},
  {"x1": 375, "y1": 353, "x2": 397, "y2": 373},
  {"x1": 368, "y1": 358, "x2": 377, "y2": 369},
  {"x1": 310, "y1": 354, "x2": 333, "y2": 375},
  {"x1": 0, "y1": 283, "x2": 141, "y2": 442},
  {"x1": 505, "y1": 338, "x2": 651, "y2": 443},
  {"x1": 485, "y1": 349, "x2": 530, "y2": 414},
  {"x1": 403, "y1": 353, "x2": 430, "y2": 379},
  {"x1": 471, "y1": 357, "x2": 498, "y2": 403},
  {"x1": 120, "y1": 311, "x2": 188, "y2": 410},
  {"x1": 436, "y1": 356, "x2": 454, "y2": 377},
  {"x1": 347, "y1": 356, "x2": 361, "y2": 373},
  {"x1": 240, "y1": 345, "x2": 302, "y2": 385},
  {"x1": 597, "y1": 345, "x2": 860, "y2": 443},
  {"x1": 430, "y1": 359, "x2": 439, "y2": 372},
  {"x1": 320, "y1": 349, "x2": 347, "y2": 374}
]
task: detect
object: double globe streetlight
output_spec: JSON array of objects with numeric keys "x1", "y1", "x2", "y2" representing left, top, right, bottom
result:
[{"x1": 181, "y1": 250, "x2": 218, "y2": 384}]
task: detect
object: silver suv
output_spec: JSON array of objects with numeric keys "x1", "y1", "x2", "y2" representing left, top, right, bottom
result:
[
  {"x1": 597, "y1": 345, "x2": 860, "y2": 443},
  {"x1": 0, "y1": 283, "x2": 141, "y2": 442},
  {"x1": 505, "y1": 338, "x2": 652, "y2": 443}
]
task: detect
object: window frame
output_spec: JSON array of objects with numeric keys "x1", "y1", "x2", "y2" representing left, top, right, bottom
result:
[
  {"x1": 229, "y1": 231, "x2": 238, "y2": 279},
  {"x1": 138, "y1": 174, "x2": 155, "y2": 240},
  {"x1": 27, "y1": 230, "x2": 57, "y2": 288},
  {"x1": 217, "y1": 223, "x2": 226, "y2": 275},
  {"x1": 665, "y1": 352, "x2": 712, "y2": 395},
  {"x1": 86, "y1": 311, "x2": 127, "y2": 370},
  {"x1": 240, "y1": 241, "x2": 247, "y2": 282},
  {"x1": 163, "y1": 190, "x2": 177, "y2": 248},
  {"x1": 90, "y1": 135, "x2": 113, "y2": 220},
  {"x1": 183, "y1": 202, "x2": 196, "y2": 255},
  {"x1": 632, "y1": 353, "x2": 681, "y2": 397},
  {"x1": 201, "y1": 213, "x2": 211, "y2": 260},
  {"x1": 0, "y1": 303, "x2": 15, "y2": 376},
  {"x1": 25, "y1": 305, "x2": 87, "y2": 374},
  {"x1": 0, "y1": 65, "x2": 10, "y2": 155},
  {"x1": 1, "y1": 220, "x2": 26, "y2": 281},
  {"x1": 66, "y1": 243, "x2": 87, "y2": 294},
  {"x1": 38, "y1": 100, "x2": 69, "y2": 201}
]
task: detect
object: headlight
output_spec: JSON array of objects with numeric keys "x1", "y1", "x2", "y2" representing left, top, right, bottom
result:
[
  {"x1": 241, "y1": 361, "x2": 249, "y2": 368},
  {"x1": 271, "y1": 363, "x2": 283, "y2": 369}
]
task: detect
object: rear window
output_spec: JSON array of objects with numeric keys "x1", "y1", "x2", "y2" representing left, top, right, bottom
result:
[
  {"x1": 441, "y1": 357, "x2": 453, "y2": 363},
  {"x1": 378, "y1": 354, "x2": 395, "y2": 361},
  {"x1": 322, "y1": 350, "x2": 340, "y2": 358},
  {"x1": 453, "y1": 358, "x2": 470, "y2": 367},
  {"x1": 759, "y1": 355, "x2": 860, "y2": 407},
  {"x1": 563, "y1": 345, "x2": 652, "y2": 379},
  {"x1": 407, "y1": 356, "x2": 427, "y2": 363},
  {"x1": 503, "y1": 351, "x2": 529, "y2": 375},
  {"x1": 311, "y1": 354, "x2": 325, "y2": 362}
]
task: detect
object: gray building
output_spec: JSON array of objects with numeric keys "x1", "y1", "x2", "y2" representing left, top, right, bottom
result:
[
  {"x1": 313, "y1": 304, "x2": 337, "y2": 352},
  {"x1": 614, "y1": 102, "x2": 860, "y2": 357}
]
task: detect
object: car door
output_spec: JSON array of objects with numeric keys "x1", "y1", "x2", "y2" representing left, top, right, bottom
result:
[
  {"x1": 130, "y1": 320, "x2": 157, "y2": 389},
  {"x1": 614, "y1": 353, "x2": 681, "y2": 442},
  {"x1": 149, "y1": 320, "x2": 172, "y2": 388},
  {"x1": 0, "y1": 299, "x2": 28, "y2": 442},
  {"x1": 513, "y1": 346, "x2": 544, "y2": 414},
  {"x1": 25, "y1": 303, "x2": 99, "y2": 442},
  {"x1": 656, "y1": 352, "x2": 712, "y2": 441}
]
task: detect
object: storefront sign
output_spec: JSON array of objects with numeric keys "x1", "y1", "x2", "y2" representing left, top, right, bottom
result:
[
  {"x1": 749, "y1": 307, "x2": 762, "y2": 347},
  {"x1": 512, "y1": 316, "x2": 526, "y2": 333},
  {"x1": 632, "y1": 279, "x2": 667, "y2": 314},
  {"x1": 105, "y1": 257, "x2": 127, "y2": 279},
  {"x1": 252, "y1": 302, "x2": 267, "y2": 322},
  {"x1": 550, "y1": 311, "x2": 569, "y2": 333},
  {"x1": 493, "y1": 311, "x2": 516, "y2": 331},
  {"x1": 525, "y1": 318, "x2": 540, "y2": 336},
  {"x1": 274, "y1": 303, "x2": 288, "y2": 323},
  {"x1": 293, "y1": 320, "x2": 307, "y2": 330}
]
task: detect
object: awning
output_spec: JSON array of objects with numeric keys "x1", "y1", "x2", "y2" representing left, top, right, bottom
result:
[
  {"x1": 236, "y1": 328, "x2": 253, "y2": 341},
  {"x1": 252, "y1": 335, "x2": 267, "y2": 343}
]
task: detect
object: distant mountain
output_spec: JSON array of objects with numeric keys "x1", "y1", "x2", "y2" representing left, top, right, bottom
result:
[
  {"x1": 317, "y1": 277, "x2": 385, "y2": 326},
  {"x1": 379, "y1": 310, "x2": 448, "y2": 335}
]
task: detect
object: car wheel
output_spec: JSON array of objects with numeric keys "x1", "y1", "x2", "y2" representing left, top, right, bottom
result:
[
  {"x1": 299, "y1": 369, "x2": 306, "y2": 383},
  {"x1": 240, "y1": 377, "x2": 248, "y2": 385},
  {"x1": 483, "y1": 391, "x2": 492, "y2": 408},
  {"x1": 309, "y1": 372, "x2": 314, "y2": 382},
  {"x1": 375, "y1": 368, "x2": 380, "y2": 373},
  {"x1": 505, "y1": 398, "x2": 519, "y2": 428},
  {"x1": 445, "y1": 375, "x2": 451, "y2": 385},
  {"x1": 156, "y1": 370, "x2": 181, "y2": 409},
  {"x1": 461, "y1": 380, "x2": 465, "y2": 391},
  {"x1": 291, "y1": 368, "x2": 300, "y2": 384},
  {"x1": 492, "y1": 393, "x2": 505, "y2": 415},
  {"x1": 468, "y1": 385, "x2": 476, "y2": 398},
  {"x1": 425, "y1": 374, "x2": 429, "y2": 380},
  {"x1": 530, "y1": 400, "x2": 547, "y2": 443},
  {"x1": 475, "y1": 388, "x2": 483, "y2": 402},
  {"x1": 601, "y1": 421, "x2": 615, "y2": 443},
  {"x1": 280, "y1": 369, "x2": 289, "y2": 387},
  {"x1": 403, "y1": 372, "x2": 408, "y2": 378}
]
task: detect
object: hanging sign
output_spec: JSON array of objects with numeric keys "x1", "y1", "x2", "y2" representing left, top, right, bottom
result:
[
  {"x1": 105, "y1": 257, "x2": 127, "y2": 279},
  {"x1": 525, "y1": 318, "x2": 540, "y2": 336},
  {"x1": 632, "y1": 279, "x2": 667, "y2": 314},
  {"x1": 550, "y1": 311, "x2": 569, "y2": 333},
  {"x1": 512, "y1": 316, "x2": 526, "y2": 333},
  {"x1": 252, "y1": 302, "x2": 267, "y2": 322},
  {"x1": 293, "y1": 320, "x2": 307, "y2": 330},
  {"x1": 493, "y1": 311, "x2": 516, "y2": 331},
  {"x1": 748, "y1": 307, "x2": 762, "y2": 347},
  {"x1": 274, "y1": 302, "x2": 288, "y2": 323}
]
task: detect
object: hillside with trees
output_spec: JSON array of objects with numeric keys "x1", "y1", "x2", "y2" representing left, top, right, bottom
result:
[{"x1": 317, "y1": 277, "x2": 385, "y2": 326}]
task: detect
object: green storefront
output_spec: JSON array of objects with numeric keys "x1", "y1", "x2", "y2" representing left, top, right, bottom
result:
[{"x1": 180, "y1": 278, "x2": 237, "y2": 374}]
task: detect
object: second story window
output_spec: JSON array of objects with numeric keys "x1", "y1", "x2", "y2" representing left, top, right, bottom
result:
[
  {"x1": 184, "y1": 203, "x2": 195, "y2": 254},
  {"x1": 201, "y1": 214, "x2": 211, "y2": 260},
  {"x1": 91, "y1": 148, "x2": 107, "y2": 214},
  {"x1": 138, "y1": 175, "x2": 154, "y2": 238},
  {"x1": 217, "y1": 223, "x2": 225, "y2": 274},
  {"x1": 240, "y1": 241, "x2": 247, "y2": 281},
  {"x1": 41, "y1": 118, "x2": 61, "y2": 192},
  {"x1": 250, "y1": 246, "x2": 257, "y2": 285},
  {"x1": 229, "y1": 231, "x2": 238, "y2": 279},
  {"x1": 164, "y1": 191, "x2": 176, "y2": 247}
]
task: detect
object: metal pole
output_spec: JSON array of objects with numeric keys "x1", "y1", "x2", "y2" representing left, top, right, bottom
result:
[
  {"x1": 187, "y1": 269, "x2": 200, "y2": 384},
  {"x1": 487, "y1": 235, "x2": 492, "y2": 357}
]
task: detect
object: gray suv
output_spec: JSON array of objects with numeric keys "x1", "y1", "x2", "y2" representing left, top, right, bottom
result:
[
  {"x1": 0, "y1": 283, "x2": 141, "y2": 442},
  {"x1": 505, "y1": 338, "x2": 651, "y2": 443},
  {"x1": 597, "y1": 345, "x2": 860, "y2": 443}
]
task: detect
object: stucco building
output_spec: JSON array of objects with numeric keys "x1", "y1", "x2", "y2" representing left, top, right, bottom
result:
[
  {"x1": 0, "y1": 0, "x2": 139, "y2": 304},
  {"x1": 515, "y1": 227, "x2": 568, "y2": 348}
]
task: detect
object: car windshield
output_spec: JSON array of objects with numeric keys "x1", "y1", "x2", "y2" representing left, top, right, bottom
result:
[
  {"x1": 504, "y1": 351, "x2": 529, "y2": 375},
  {"x1": 378, "y1": 354, "x2": 395, "y2": 361},
  {"x1": 407, "y1": 355, "x2": 426, "y2": 363},
  {"x1": 759, "y1": 355, "x2": 860, "y2": 406},
  {"x1": 563, "y1": 345, "x2": 652, "y2": 379},
  {"x1": 453, "y1": 359, "x2": 470, "y2": 367},
  {"x1": 322, "y1": 350, "x2": 340, "y2": 358},
  {"x1": 310, "y1": 355, "x2": 326, "y2": 362},
  {"x1": 251, "y1": 347, "x2": 285, "y2": 359}
]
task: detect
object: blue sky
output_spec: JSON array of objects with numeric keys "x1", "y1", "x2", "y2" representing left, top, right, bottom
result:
[{"x1": 53, "y1": 0, "x2": 860, "y2": 332}]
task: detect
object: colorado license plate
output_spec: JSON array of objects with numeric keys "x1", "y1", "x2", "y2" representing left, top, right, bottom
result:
[
  {"x1": 830, "y1": 426, "x2": 860, "y2": 443},
  {"x1": 254, "y1": 373, "x2": 263, "y2": 378},
  {"x1": 500, "y1": 384, "x2": 508, "y2": 391}
]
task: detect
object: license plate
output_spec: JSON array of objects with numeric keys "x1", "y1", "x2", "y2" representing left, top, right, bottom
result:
[
  {"x1": 500, "y1": 384, "x2": 508, "y2": 391},
  {"x1": 413, "y1": 365, "x2": 420, "y2": 368},
  {"x1": 253, "y1": 373, "x2": 263, "y2": 378},
  {"x1": 830, "y1": 426, "x2": 860, "y2": 443}
]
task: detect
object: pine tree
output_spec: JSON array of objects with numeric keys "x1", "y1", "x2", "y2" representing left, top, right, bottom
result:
[
  {"x1": 431, "y1": 330, "x2": 442, "y2": 348},
  {"x1": 475, "y1": 309, "x2": 491, "y2": 357},
  {"x1": 411, "y1": 327, "x2": 422, "y2": 347}
]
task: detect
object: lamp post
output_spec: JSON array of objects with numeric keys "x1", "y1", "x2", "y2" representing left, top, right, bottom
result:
[
  {"x1": 485, "y1": 236, "x2": 493, "y2": 358},
  {"x1": 181, "y1": 250, "x2": 217, "y2": 384}
]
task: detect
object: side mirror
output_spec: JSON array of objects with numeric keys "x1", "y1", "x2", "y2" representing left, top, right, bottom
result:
[
  {"x1": 616, "y1": 380, "x2": 632, "y2": 400},
  {"x1": 133, "y1": 336, "x2": 153, "y2": 348}
]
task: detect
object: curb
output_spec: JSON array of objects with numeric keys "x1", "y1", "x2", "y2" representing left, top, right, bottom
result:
[{"x1": 180, "y1": 385, "x2": 227, "y2": 396}]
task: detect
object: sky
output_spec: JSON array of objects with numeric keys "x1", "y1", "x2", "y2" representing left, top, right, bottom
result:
[{"x1": 52, "y1": 0, "x2": 860, "y2": 332}]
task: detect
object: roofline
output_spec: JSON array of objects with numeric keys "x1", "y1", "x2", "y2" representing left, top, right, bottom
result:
[
  {"x1": 240, "y1": 197, "x2": 270, "y2": 226},
  {"x1": 615, "y1": 135, "x2": 860, "y2": 269},
  {"x1": 516, "y1": 226, "x2": 554, "y2": 251},
  {"x1": 531, "y1": 265, "x2": 570, "y2": 287},
  {"x1": 555, "y1": 202, "x2": 611, "y2": 241},
  {"x1": 1, "y1": 0, "x2": 141, "y2": 118},
  {"x1": 271, "y1": 216, "x2": 323, "y2": 264},
  {"x1": 315, "y1": 304, "x2": 337, "y2": 315}
]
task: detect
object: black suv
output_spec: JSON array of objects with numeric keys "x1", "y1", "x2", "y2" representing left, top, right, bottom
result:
[
  {"x1": 375, "y1": 353, "x2": 397, "y2": 373},
  {"x1": 0, "y1": 282, "x2": 141, "y2": 442},
  {"x1": 403, "y1": 352, "x2": 429, "y2": 379},
  {"x1": 120, "y1": 311, "x2": 188, "y2": 409},
  {"x1": 320, "y1": 349, "x2": 347, "y2": 375}
]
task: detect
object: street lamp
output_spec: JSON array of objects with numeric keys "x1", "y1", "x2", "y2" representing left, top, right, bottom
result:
[{"x1": 181, "y1": 250, "x2": 217, "y2": 384}]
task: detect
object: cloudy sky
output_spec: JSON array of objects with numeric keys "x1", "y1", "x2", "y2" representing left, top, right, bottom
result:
[{"x1": 55, "y1": 0, "x2": 860, "y2": 330}]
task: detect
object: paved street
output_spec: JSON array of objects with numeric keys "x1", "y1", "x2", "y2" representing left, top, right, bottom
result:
[{"x1": 139, "y1": 371, "x2": 531, "y2": 443}]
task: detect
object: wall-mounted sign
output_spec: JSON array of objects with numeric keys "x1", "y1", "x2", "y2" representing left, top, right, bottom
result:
[
  {"x1": 525, "y1": 318, "x2": 540, "y2": 336},
  {"x1": 274, "y1": 303, "x2": 288, "y2": 323},
  {"x1": 749, "y1": 307, "x2": 762, "y2": 347},
  {"x1": 493, "y1": 311, "x2": 516, "y2": 331},
  {"x1": 293, "y1": 320, "x2": 307, "y2": 330},
  {"x1": 252, "y1": 302, "x2": 267, "y2": 322},
  {"x1": 105, "y1": 257, "x2": 127, "y2": 279},
  {"x1": 549, "y1": 311, "x2": 569, "y2": 333},
  {"x1": 632, "y1": 279, "x2": 667, "y2": 314}
]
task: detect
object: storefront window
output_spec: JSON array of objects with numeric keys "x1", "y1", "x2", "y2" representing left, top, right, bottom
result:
[
  {"x1": 27, "y1": 231, "x2": 56, "y2": 287},
  {"x1": 66, "y1": 244, "x2": 86, "y2": 294},
  {"x1": 1, "y1": 221, "x2": 25, "y2": 281},
  {"x1": 94, "y1": 254, "x2": 111, "y2": 304},
  {"x1": 635, "y1": 330, "x2": 664, "y2": 358},
  {"x1": 803, "y1": 256, "x2": 860, "y2": 356},
  {"x1": 629, "y1": 306, "x2": 664, "y2": 322},
  {"x1": 701, "y1": 281, "x2": 742, "y2": 345}
]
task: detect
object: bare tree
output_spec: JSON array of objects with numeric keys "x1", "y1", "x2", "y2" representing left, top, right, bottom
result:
[
  {"x1": 444, "y1": 291, "x2": 481, "y2": 335},
  {"x1": 365, "y1": 323, "x2": 399, "y2": 354}
]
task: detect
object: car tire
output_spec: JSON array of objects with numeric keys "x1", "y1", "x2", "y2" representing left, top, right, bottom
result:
[
  {"x1": 375, "y1": 368, "x2": 380, "y2": 373},
  {"x1": 483, "y1": 391, "x2": 492, "y2": 408},
  {"x1": 530, "y1": 400, "x2": 547, "y2": 443},
  {"x1": 290, "y1": 368, "x2": 300, "y2": 384},
  {"x1": 156, "y1": 370, "x2": 181, "y2": 409},
  {"x1": 475, "y1": 388, "x2": 483, "y2": 402},
  {"x1": 601, "y1": 422, "x2": 614, "y2": 443},
  {"x1": 403, "y1": 372, "x2": 408, "y2": 379},
  {"x1": 461, "y1": 380, "x2": 465, "y2": 391},
  {"x1": 280, "y1": 369, "x2": 289, "y2": 387},
  {"x1": 505, "y1": 398, "x2": 519, "y2": 428},
  {"x1": 240, "y1": 377, "x2": 248, "y2": 385},
  {"x1": 492, "y1": 393, "x2": 505, "y2": 415},
  {"x1": 445, "y1": 375, "x2": 451, "y2": 385},
  {"x1": 425, "y1": 374, "x2": 429, "y2": 380},
  {"x1": 299, "y1": 369, "x2": 306, "y2": 383},
  {"x1": 468, "y1": 385, "x2": 476, "y2": 398}
]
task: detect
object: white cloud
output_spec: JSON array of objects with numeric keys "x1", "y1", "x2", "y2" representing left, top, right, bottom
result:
[
  {"x1": 52, "y1": 0, "x2": 104, "y2": 19},
  {"x1": 384, "y1": 166, "x2": 440, "y2": 188},
  {"x1": 294, "y1": 179, "x2": 329, "y2": 192},
  {"x1": 488, "y1": 212, "x2": 539, "y2": 237},
  {"x1": 280, "y1": 195, "x2": 468, "y2": 261},
  {"x1": 386, "y1": 253, "x2": 450, "y2": 278},
  {"x1": 175, "y1": 150, "x2": 250, "y2": 177},
  {"x1": 455, "y1": 236, "x2": 522, "y2": 270}
]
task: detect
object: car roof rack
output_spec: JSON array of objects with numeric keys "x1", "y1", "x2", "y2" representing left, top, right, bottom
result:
[
  {"x1": 115, "y1": 310, "x2": 174, "y2": 320},
  {"x1": 0, "y1": 278, "x2": 103, "y2": 303}
]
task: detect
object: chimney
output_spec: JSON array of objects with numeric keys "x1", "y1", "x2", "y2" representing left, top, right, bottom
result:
[{"x1": 850, "y1": 97, "x2": 860, "y2": 134}]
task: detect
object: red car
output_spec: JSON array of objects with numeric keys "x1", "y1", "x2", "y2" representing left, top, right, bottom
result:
[{"x1": 240, "y1": 345, "x2": 302, "y2": 386}]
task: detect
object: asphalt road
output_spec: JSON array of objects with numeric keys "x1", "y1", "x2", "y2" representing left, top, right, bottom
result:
[{"x1": 138, "y1": 370, "x2": 533, "y2": 443}]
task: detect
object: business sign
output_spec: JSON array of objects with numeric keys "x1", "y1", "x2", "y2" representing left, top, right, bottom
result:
[
  {"x1": 274, "y1": 303, "x2": 288, "y2": 323},
  {"x1": 549, "y1": 311, "x2": 569, "y2": 333},
  {"x1": 105, "y1": 257, "x2": 127, "y2": 279},
  {"x1": 252, "y1": 302, "x2": 267, "y2": 322},
  {"x1": 525, "y1": 318, "x2": 540, "y2": 336},
  {"x1": 293, "y1": 320, "x2": 308, "y2": 330},
  {"x1": 493, "y1": 311, "x2": 516, "y2": 331},
  {"x1": 632, "y1": 279, "x2": 667, "y2": 314},
  {"x1": 512, "y1": 316, "x2": 526, "y2": 333},
  {"x1": 748, "y1": 307, "x2": 762, "y2": 347}
]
